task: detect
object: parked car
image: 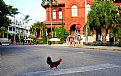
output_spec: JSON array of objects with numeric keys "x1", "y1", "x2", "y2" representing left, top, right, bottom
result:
[{"x1": 0, "y1": 38, "x2": 10, "y2": 45}]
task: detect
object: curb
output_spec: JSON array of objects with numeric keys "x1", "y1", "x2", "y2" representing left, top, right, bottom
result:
[{"x1": 74, "y1": 46, "x2": 121, "y2": 51}]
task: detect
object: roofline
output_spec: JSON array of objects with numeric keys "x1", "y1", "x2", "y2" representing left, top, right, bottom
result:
[{"x1": 41, "y1": 3, "x2": 65, "y2": 8}]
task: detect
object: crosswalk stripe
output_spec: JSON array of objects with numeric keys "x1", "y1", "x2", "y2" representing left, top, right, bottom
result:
[{"x1": 19, "y1": 63, "x2": 121, "y2": 76}]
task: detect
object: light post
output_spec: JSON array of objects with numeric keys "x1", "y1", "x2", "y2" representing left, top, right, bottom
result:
[
  {"x1": 50, "y1": 7, "x2": 53, "y2": 38},
  {"x1": 85, "y1": 0, "x2": 88, "y2": 44}
]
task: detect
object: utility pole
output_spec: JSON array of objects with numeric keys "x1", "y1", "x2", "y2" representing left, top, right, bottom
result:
[
  {"x1": 85, "y1": 0, "x2": 88, "y2": 44},
  {"x1": 50, "y1": 7, "x2": 53, "y2": 38}
]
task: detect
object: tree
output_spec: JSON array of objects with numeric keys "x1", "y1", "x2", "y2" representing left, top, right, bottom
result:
[
  {"x1": 32, "y1": 21, "x2": 47, "y2": 38},
  {"x1": 61, "y1": 18, "x2": 65, "y2": 41},
  {"x1": 29, "y1": 22, "x2": 47, "y2": 44},
  {"x1": 0, "y1": 26, "x2": 7, "y2": 38},
  {"x1": 0, "y1": 0, "x2": 19, "y2": 27},
  {"x1": 22, "y1": 15, "x2": 32, "y2": 27},
  {"x1": 88, "y1": 1, "x2": 117, "y2": 43},
  {"x1": 0, "y1": 0, "x2": 19, "y2": 45},
  {"x1": 53, "y1": 27, "x2": 69, "y2": 43},
  {"x1": 11, "y1": 8, "x2": 19, "y2": 44},
  {"x1": 29, "y1": 24, "x2": 38, "y2": 37},
  {"x1": 110, "y1": 26, "x2": 121, "y2": 44},
  {"x1": 42, "y1": 22, "x2": 47, "y2": 43}
]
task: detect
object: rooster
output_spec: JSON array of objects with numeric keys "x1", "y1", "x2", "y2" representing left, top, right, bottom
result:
[{"x1": 47, "y1": 57, "x2": 62, "y2": 69}]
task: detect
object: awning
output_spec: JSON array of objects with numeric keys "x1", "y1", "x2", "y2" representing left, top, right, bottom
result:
[{"x1": 49, "y1": 38, "x2": 60, "y2": 41}]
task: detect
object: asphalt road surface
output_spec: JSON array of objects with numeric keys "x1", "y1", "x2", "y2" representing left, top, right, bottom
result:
[{"x1": 1, "y1": 45, "x2": 121, "y2": 76}]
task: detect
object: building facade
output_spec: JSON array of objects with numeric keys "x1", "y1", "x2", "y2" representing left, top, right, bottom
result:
[
  {"x1": 42, "y1": 0, "x2": 93, "y2": 35},
  {"x1": 7, "y1": 19, "x2": 30, "y2": 44},
  {"x1": 41, "y1": 0, "x2": 121, "y2": 44}
]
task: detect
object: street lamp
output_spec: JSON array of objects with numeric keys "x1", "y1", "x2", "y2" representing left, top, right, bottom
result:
[{"x1": 85, "y1": 0, "x2": 88, "y2": 44}]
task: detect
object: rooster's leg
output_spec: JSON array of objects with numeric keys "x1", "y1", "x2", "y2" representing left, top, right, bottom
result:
[
  {"x1": 56, "y1": 66, "x2": 57, "y2": 69},
  {"x1": 50, "y1": 66, "x2": 52, "y2": 69}
]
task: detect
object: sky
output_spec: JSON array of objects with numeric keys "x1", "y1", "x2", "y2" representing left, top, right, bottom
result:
[{"x1": 4, "y1": 0, "x2": 46, "y2": 26}]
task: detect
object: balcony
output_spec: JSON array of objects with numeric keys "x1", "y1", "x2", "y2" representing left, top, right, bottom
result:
[
  {"x1": 41, "y1": 0, "x2": 65, "y2": 8},
  {"x1": 45, "y1": 21, "x2": 64, "y2": 25}
]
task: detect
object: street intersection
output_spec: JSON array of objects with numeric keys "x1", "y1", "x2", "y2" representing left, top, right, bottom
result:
[{"x1": 1, "y1": 45, "x2": 121, "y2": 76}]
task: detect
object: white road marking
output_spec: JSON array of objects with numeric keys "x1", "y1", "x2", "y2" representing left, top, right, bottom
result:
[
  {"x1": 78, "y1": 52, "x2": 84, "y2": 53},
  {"x1": 19, "y1": 63, "x2": 121, "y2": 76}
]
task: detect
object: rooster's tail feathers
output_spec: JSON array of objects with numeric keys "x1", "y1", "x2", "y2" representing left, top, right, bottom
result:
[{"x1": 47, "y1": 57, "x2": 52, "y2": 65}]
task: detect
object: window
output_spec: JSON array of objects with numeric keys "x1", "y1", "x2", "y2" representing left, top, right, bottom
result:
[
  {"x1": 86, "y1": 4, "x2": 91, "y2": 16},
  {"x1": 52, "y1": 9, "x2": 56, "y2": 19},
  {"x1": 72, "y1": 5, "x2": 78, "y2": 17},
  {"x1": 9, "y1": 27, "x2": 12, "y2": 31},
  {"x1": 59, "y1": 9, "x2": 62, "y2": 19},
  {"x1": 13, "y1": 27, "x2": 15, "y2": 31}
]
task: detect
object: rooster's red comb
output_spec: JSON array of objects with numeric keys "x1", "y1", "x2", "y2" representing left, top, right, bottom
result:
[{"x1": 60, "y1": 58, "x2": 62, "y2": 62}]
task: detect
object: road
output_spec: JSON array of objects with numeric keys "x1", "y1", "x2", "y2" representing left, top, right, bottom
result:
[{"x1": 1, "y1": 45, "x2": 121, "y2": 76}]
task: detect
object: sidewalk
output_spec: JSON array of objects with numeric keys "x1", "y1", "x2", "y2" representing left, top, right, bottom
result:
[
  {"x1": 79, "y1": 46, "x2": 121, "y2": 51},
  {"x1": 51, "y1": 44, "x2": 121, "y2": 51},
  {"x1": 9, "y1": 43, "x2": 121, "y2": 51}
]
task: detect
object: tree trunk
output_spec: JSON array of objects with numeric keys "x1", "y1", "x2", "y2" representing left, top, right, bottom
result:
[
  {"x1": 114, "y1": 36, "x2": 116, "y2": 45},
  {"x1": 101, "y1": 28, "x2": 106, "y2": 43}
]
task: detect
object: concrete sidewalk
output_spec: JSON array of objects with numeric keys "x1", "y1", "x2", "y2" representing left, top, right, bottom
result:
[
  {"x1": 79, "y1": 46, "x2": 121, "y2": 51},
  {"x1": 50, "y1": 44, "x2": 121, "y2": 51},
  {"x1": 8, "y1": 43, "x2": 121, "y2": 51}
]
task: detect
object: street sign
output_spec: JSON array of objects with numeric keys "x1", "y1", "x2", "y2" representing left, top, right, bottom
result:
[{"x1": 76, "y1": 24, "x2": 82, "y2": 30}]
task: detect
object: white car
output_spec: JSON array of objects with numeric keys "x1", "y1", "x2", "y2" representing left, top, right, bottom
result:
[{"x1": 0, "y1": 38, "x2": 10, "y2": 45}]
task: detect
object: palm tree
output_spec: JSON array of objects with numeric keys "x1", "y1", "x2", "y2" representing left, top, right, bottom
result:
[
  {"x1": 11, "y1": 8, "x2": 19, "y2": 44},
  {"x1": 35, "y1": 21, "x2": 43, "y2": 39},
  {"x1": 0, "y1": 27, "x2": 6, "y2": 38},
  {"x1": 33, "y1": 21, "x2": 47, "y2": 39},
  {"x1": 22, "y1": 15, "x2": 32, "y2": 39},
  {"x1": 29, "y1": 24, "x2": 38, "y2": 38},
  {"x1": 22, "y1": 15, "x2": 32, "y2": 27},
  {"x1": 88, "y1": 1, "x2": 117, "y2": 43},
  {"x1": 29, "y1": 22, "x2": 47, "y2": 44}
]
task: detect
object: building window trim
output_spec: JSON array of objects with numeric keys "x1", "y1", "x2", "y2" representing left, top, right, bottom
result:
[
  {"x1": 72, "y1": 5, "x2": 78, "y2": 17},
  {"x1": 52, "y1": 9, "x2": 56, "y2": 19},
  {"x1": 58, "y1": 9, "x2": 62, "y2": 19},
  {"x1": 86, "y1": 4, "x2": 91, "y2": 16}
]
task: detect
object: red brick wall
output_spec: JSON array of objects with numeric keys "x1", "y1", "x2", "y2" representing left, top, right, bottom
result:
[
  {"x1": 45, "y1": 6, "x2": 65, "y2": 22},
  {"x1": 64, "y1": 0, "x2": 86, "y2": 35},
  {"x1": 44, "y1": 0, "x2": 121, "y2": 35}
]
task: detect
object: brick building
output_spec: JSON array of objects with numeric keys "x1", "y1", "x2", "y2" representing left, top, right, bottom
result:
[{"x1": 41, "y1": 0, "x2": 121, "y2": 44}]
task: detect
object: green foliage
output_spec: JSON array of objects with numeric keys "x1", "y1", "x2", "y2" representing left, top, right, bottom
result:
[
  {"x1": 0, "y1": 0, "x2": 19, "y2": 28},
  {"x1": 110, "y1": 25, "x2": 121, "y2": 41},
  {"x1": 88, "y1": 1, "x2": 117, "y2": 29},
  {"x1": 29, "y1": 24, "x2": 37, "y2": 35},
  {"x1": 21, "y1": 37, "x2": 25, "y2": 43},
  {"x1": 22, "y1": 15, "x2": 32, "y2": 24},
  {"x1": 32, "y1": 38, "x2": 47, "y2": 44},
  {"x1": 53, "y1": 18, "x2": 69, "y2": 44},
  {"x1": 88, "y1": 1, "x2": 117, "y2": 42},
  {"x1": 29, "y1": 22, "x2": 47, "y2": 44},
  {"x1": 42, "y1": 22, "x2": 47, "y2": 43},
  {"x1": 61, "y1": 18, "x2": 64, "y2": 41},
  {"x1": 28, "y1": 34, "x2": 35, "y2": 39},
  {"x1": 0, "y1": 26, "x2": 7, "y2": 37},
  {"x1": 53, "y1": 27, "x2": 69, "y2": 43}
]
